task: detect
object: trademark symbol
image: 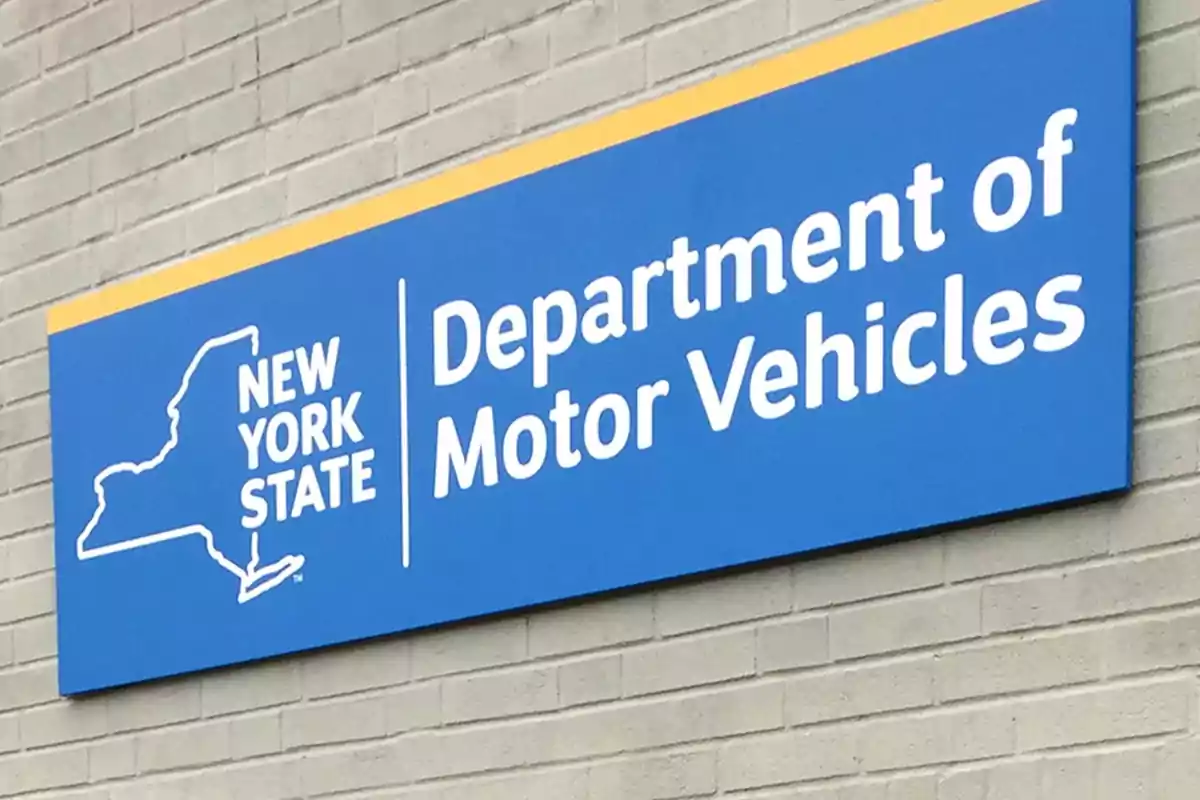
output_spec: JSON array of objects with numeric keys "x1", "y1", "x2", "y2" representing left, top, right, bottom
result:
[{"x1": 293, "y1": 574, "x2": 304, "y2": 583}]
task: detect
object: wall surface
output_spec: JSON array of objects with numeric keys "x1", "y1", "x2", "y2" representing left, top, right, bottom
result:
[{"x1": 0, "y1": 0, "x2": 1196, "y2": 797}]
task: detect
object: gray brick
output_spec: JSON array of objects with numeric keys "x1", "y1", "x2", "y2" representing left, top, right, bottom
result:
[
  {"x1": 1115, "y1": 482, "x2": 1200, "y2": 556},
  {"x1": 0, "y1": 398, "x2": 50, "y2": 452},
  {"x1": 1139, "y1": 159, "x2": 1200, "y2": 232},
  {"x1": 983, "y1": 571, "x2": 1076, "y2": 633},
  {"x1": 402, "y1": 767, "x2": 589, "y2": 800},
  {"x1": 830, "y1": 586, "x2": 981, "y2": 660},
  {"x1": 93, "y1": 117, "x2": 190, "y2": 189},
  {"x1": 136, "y1": 720, "x2": 231, "y2": 773},
  {"x1": 411, "y1": 616, "x2": 527, "y2": 679},
  {"x1": 215, "y1": 131, "x2": 264, "y2": 189},
  {"x1": 1097, "y1": 747, "x2": 1159, "y2": 800},
  {"x1": 2, "y1": 249, "x2": 97, "y2": 315},
  {"x1": 132, "y1": 0, "x2": 206, "y2": 28},
  {"x1": 0, "y1": 715, "x2": 18, "y2": 755},
  {"x1": 986, "y1": 546, "x2": 1200, "y2": 633},
  {"x1": 12, "y1": 615, "x2": 55, "y2": 663},
  {"x1": 0, "y1": 661, "x2": 57, "y2": 711},
  {"x1": 111, "y1": 759, "x2": 297, "y2": 800},
  {"x1": 649, "y1": 0, "x2": 787, "y2": 82},
  {"x1": 287, "y1": 139, "x2": 398, "y2": 213},
  {"x1": 1140, "y1": 33, "x2": 1200, "y2": 102},
  {"x1": 0, "y1": 633, "x2": 11, "y2": 667},
  {"x1": 1141, "y1": 0, "x2": 1200, "y2": 35},
  {"x1": 617, "y1": 0, "x2": 725, "y2": 37},
  {"x1": 5, "y1": 440, "x2": 50, "y2": 492},
  {"x1": 795, "y1": 536, "x2": 943, "y2": 610},
  {"x1": 0, "y1": 746, "x2": 89, "y2": 796},
  {"x1": 656, "y1": 565, "x2": 791, "y2": 636},
  {"x1": 187, "y1": 87, "x2": 259, "y2": 150},
  {"x1": 232, "y1": 36, "x2": 261, "y2": 84},
  {"x1": 7, "y1": 529, "x2": 53, "y2": 579},
  {"x1": 858, "y1": 705, "x2": 1015, "y2": 772},
  {"x1": 397, "y1": 0, "x2": 569, "y2": 66},
  {"x1": 301, "y1": 639, "x2": 409, "y2": 699},
  {"x1": 90, "y1": 20, "x2": 185, "y2": 95},
  {"x1": 589, "y1": 750, "x2": 717, "y2": 799},
  {"x1": 200, "y1": 659, "x2": 300, "y2": 716},
  {"x1": 1136, "y1": 287, "x2": 1200, "y2": 357},
  {"x1": 0, "y1": 130, "x2": 43, "y2": 185},
  {"x1": 231, "y1": 712, "x2": 281, "y2": 759},
  {"x1": 0, "y1": 65, "x2": 87, "y2": 133},
  {"x1": 0, "y1": 37, "x2": 39, "y2": 94},
  {"x1": 184, "y1": 0, "x2": 286, "y2": 55},
  {"x1": 1134, "y1": 417, "x2": 1200, "y2": 481},
  {"x1": 402, "y1": 91, "x2": 518, "y2": 170},
  {"x1": 1136, "y1": 350, "x2": 1200, "y2": 419},
  {"x1": 549, "y1": 682, "x2": 786, "y2": 767},
  {"x1": 116, "y1": 153, "x2": 213, "y2": 227},
  {"x1": 936, "y1": 629, "x2": 1103, "y2": 702},
  {"x1": 718, "y1": 728, "x2": 859, "y2": 790},
  {"x1": 551, "y1": 0, "x2": 617, "y2": 64},
  {"x1": 0, "y1": 0, "x2": 89, "y2": 44},
  {"x1": 94, "y1": 214, "x2": 187, "y2": 283},
  {"x1": 789, "y1": 0, "x2": 894, "y2": 34},
  {"x1": 756, "y1": 614, "x2": 829, "y2": 673},
  {"x1": 940, "y1": 761, "x2": 1035, "y2": 800},
  {"x1": 265, "y1": 94, "x2": 374, "y2": 170},
  {"x1": 944, "y1": 503, "x2": 1108, "y2": 582},
  {"x1": 185, "y1": 178, "x2": 286, "y2": 249},
  {"x1": 0, "y1": 312, "x2": 47, "y2": 363},
  {"x1": 1, "y1": 153, "x2": 90, "y2": 224},
  {"x1": 444, "y1": 666, "x2": 558, "y2": 724},
  {"x1": 1138, "y1": 220, "x2": 1200, "y2": 297},
  {"x1": 1015, "y1": 678, "x2": 1191, "y2": 751},
  {"x1": 0, "y1": 351, "x2": 48, "y2": 405},
  {"x1": 284, "y1": 29, "x2": 401, "y2": 115},
  {"x1": 558, "y1": 653, "x2": 620, "y2": 708},
  {"x1": 109, "y1": 680, "x2": 202, "y2": 733},
  {"x1": 283, "y1": 694, "x2": 387, "y2": 749},
  {"x1": 0, "y1": 205, "x2": 71, "y2": 273},
  {"x1": 258, "y1": 5, "x2": 341, "y2": 75},
  {"x1": 18, "y1": 701, "x2": 101, "y2": 750},
  {"x1": 530, "y1": 594, "x2": 653, "y2": 657},
  {"x1": 428, "y1": 26, "x2": 550, "y2": 110},
  {"x1": 44, "y1": 91, "x2": 135, "y2": 162},
  {"x1": 786, "y1": 656, "x2": 934, "y2": 726},
  {"x1": 523, "y1": 42, "x2": 645, "y2": 129},
  {"x1": 292, "y1": 740, "x2": 416, "y2": 795},
  {"x1": 622, "y1": 628, "x2": 755, "y2": 697},
  {"x1": 90, "y1": 737, "x2": 137, "y2": 781},
  {"x1": 42, "y1": 0, "x2": 133, "y2": 68},
  {"x1": 343, "y1": 0, "x2": 442, "y2": 39},
  {"x1": 381, "y1": 682, "x2": 441, "y2": 735},
  {"x1": 136, "y1": 48, "x2": 235, "y2": 123},
  {"x1": 0, "y1": 484, "x2": 52, "y2": 539},
  {"x1": 1107, "y1": 609, "x2": 1200, "y2": 675},
  {"x1": 1162, "y1": 738, "x2": 1200, "y2": 800},
  {"x1": 376, "y1": 70, "x2": 429, "y2": 131},
  {"x1": 1041, "y1": 751, "x2": 1100, "y2": 797}
]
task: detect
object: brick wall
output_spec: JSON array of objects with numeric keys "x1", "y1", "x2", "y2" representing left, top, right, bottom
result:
[{"x1": 0, "y1": 0, "x2": 1196, "y2": 797}]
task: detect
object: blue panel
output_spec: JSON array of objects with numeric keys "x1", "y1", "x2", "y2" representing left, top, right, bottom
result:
[{"x1": 49, "y1": 0, "x2": 1135, "y2": 694}]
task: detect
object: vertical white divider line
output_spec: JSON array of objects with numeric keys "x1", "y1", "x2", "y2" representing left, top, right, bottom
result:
[{"x1": 398, "y1": 278, "x2": 411, "y2": 569}]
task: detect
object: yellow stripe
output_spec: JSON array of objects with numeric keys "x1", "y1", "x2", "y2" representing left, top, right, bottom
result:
[{"x1": 47, "y1": 0, "x2": 1039, "y2": 334}]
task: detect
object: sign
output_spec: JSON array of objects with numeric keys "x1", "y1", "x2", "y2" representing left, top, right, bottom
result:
[{"x1": 47, "y1": 0, "x2": 1134, "y2": 695}]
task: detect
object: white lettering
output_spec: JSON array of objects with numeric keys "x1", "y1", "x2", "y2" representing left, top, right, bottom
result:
[{"x1": 433, "y1": 300, "x2": 482, "y2": 387}]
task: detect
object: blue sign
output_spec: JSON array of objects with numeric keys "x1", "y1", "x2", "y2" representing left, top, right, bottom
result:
[{"x1": 48, "y1": 0, "x2": 1134, "y2": 695}]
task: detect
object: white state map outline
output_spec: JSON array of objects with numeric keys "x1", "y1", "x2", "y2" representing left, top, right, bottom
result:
[{"x1": 74, "y1": 325, "x2": 306, "y2": 604}]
